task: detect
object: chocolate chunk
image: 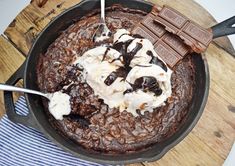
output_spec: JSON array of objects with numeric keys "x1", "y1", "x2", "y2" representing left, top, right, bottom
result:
[
  {"x1": 142, "y1": 14, "x2": 166, "y2": 37},
  {"x1": 131, "y1": 5, "x2": 213, "y2": 68},
  {"x1": 153, "y1": 6, "x2": 213, "y2": 53},
  {"x1": 158, "y1": 6, "x2": 188, "y2": 28},
  {"x1": 154, "y1": 16, "x2": 179, "y2": 34},
  {"x1": 183, "y1": 22, "x2": 212, "y2": 46},
  {"x1": 132, "y1": 25, "x2": 159, "y2": 44},
  {"x1": 104, "y1": 71, "x2": 118, "y2": 86},
  {"x1": 162, "y1": 33, "x2": 189, "y2": 56},
  {"x1": 146, "y1": 50, "x2": 168, "y2": 72},
  {"x1": 134, "y1": 76, "x2": 162, "y2": 96},
  {"x1": 178, "y1": 31, "x2": 206, "y2": 53},
  {"x1": 154, "y1": 41, "x2": 182, "y2": 68}
]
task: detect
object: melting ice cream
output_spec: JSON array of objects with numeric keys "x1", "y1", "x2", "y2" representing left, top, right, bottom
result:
[
  {"x1": 74, "y1": 29, "x2": 172, "y2": 116},
  {"x1": 48, "y1": 91, "x2": 71, "y2": 120}
]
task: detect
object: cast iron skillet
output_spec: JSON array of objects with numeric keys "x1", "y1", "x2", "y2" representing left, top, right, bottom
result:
[{"x1": 3, "y1": 0, "x2": 235, "y2": 164}]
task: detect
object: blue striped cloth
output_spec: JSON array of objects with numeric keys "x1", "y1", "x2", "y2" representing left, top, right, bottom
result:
[{"x1": 0, "y1": 96, "x2": 104, "y2": 166}]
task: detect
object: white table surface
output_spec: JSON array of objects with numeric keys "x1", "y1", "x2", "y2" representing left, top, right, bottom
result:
[{"x1": 0, "y1": 0, "x2": 234, "y2": 165}]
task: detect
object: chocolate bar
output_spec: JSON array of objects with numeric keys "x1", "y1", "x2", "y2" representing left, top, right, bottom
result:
[
  {"x1": 132, "y1": 6, "x2": 213, "y2": 68},
  {"x1": 154, "y1": 6, "x2": 213, "y2": 52}
]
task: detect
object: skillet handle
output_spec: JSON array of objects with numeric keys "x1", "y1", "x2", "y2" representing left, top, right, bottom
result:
[
  {"x1": 3, "y1": 62, "x2": 40, "y2": 130},
  {"x1": 212, "y1": 16, "x2": 235, "y2": 39}
]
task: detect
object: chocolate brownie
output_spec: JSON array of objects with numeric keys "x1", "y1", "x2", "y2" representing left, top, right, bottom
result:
[{"x1": 37, "y1": 5, "x2": 195, "y2": 153}]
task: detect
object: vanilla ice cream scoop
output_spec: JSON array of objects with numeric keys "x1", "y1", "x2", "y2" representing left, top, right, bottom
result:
[
  {"x1": 124, "y1": 64, "x2": 172, "y2": 116},
  {"x1": 0, "y1": 84, "x2": 71, "y2": 120},
  {"x1": 48, "y1": 91, "x2": 71, "y2": 120},
  {"x1": 74, "y1": 29, "x2": 172, "y2": 116}
]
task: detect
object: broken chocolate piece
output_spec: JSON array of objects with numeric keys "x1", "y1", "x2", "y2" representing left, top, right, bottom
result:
[
  {"x1": 132, "y1": 25, "x2": 159, "y2": 44},
  {"x1": 131, "y1": 5, "x2": 213, "y2": 68},
  {"x1": 162, "y1": 33, "x2": 189, "y2": 56},
  {"x1": 142, "y1": 14, "x2": 166, "y2": 37},
  {"x1": 183, "y1": 22, "x2": 212, "y2": 46},
  {"x1": 154, "y1": 41, "x2": 183, "y2": 67},
  {"x1": 154, "y1": 6, "x2": 213, "y2": 53},
  {"x1": 158, "y1": 6, "x2": 188, "y2": 28}
]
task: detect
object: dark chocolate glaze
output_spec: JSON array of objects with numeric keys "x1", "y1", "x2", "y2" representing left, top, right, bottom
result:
[
  {"x1": 132, "y1": 34, "x2": 144, "y2": 39},
  {"x1": 102, "y1": 47, "x2": 110, "y2": 61},
  {"x1": 146, "y1": 50, "x2": 168, "y2": 72},
  {"x1": 104, "y1": 71, "x2": 118, "y2": 86},
  {"x1": 104, "y1": 40, "x2": 143, "y2": 86},
  {"x1": 104, "y1": 35, "x2": 168, "y2": 87},
  {"x1": 104, "y1": 67, "x2": 127, "y2": 86},
  {"x1": 117, "y1": 33, "x2": 129, "y2": 40},
  {"x1": 124, "y1": 76, "x2": 162, "y2": 96},
  {"x1": 36, "y1": 5, "x2": 195, "y2": 154}
]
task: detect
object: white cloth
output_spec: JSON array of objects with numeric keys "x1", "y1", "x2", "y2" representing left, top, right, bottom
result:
[{"x1": 0, "y1": 96, "x2": 104, "y2": 166}]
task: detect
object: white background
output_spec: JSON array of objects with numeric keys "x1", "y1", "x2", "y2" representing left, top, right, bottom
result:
[{"x1": 0, "y1": 0, "x2": 234, "y2": 165}]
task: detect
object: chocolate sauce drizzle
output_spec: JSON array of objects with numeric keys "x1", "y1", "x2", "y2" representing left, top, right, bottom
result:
[
  {"x1": 124, "y1": 76, "x2": 162, "y2": 96},
  {"x1": 102, "y1": 34, "x2": 167, "y2": 96},
  {"x1": 103, "y1": 39, "x2": 143, "y2": 85},
  {"x1": 102, "y1": 47, "x2": 110, "y2": 61},
  {"x1": 118, "y1": 33, "x2": 129, "y2": 40},
  {"x1": 104, "y1": 67, "x2": 126, "y2": 86},
  {"x1": 146, "y1": 50, "x2": 168, "y2": 72},
  {"x1": 132, "y1": 34, "x2": 144, "y2": 39}
]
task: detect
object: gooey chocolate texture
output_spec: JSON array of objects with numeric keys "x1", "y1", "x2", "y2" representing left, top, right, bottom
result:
[
  {"x1": 103, "y1": 35, "x2": 168, "y2": 87},
  {"x1": 36, "y1": 5, "x2": 196, "y2": 154},
  {"x1": 104, "y1": 67, "x2": 126, "y2": 86},
  {"x1": 124, "y1": 76, "x2": 162, "y2": 96},
  {"x1": 75, "y1": 27, "x2": 173, "y2": 115},
  {"x1": 146, "y1": 50, "x2": 168, "y2": 72},
  {"x1": 104, "y1": 40, "x2": 143, "y2": 86}
]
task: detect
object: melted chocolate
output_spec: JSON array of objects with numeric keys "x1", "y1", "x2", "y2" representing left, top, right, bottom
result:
[
  {"x1": 104, "y1": 67, "x2": 128, "y2": 86},
  {"x1": 104, "y1": 40, "x2": 143, "y2": 86},
  {"x1": 132, "y1": 34, "x2": 144, "y2": 39},
  {"x1": 104, "y1": 36, "x2": 168, "y2": 86},
  {"x1": 104, "y1": 71, "x2": 118, "y2": 86},
  {"x1": 146, "y1": 50, "x2": 168, "y2": 72},
  {"x1": 102, "y1": 47, "x2": 110, "y2": 61},
  {"x1": 124, "y1": 76, "x2": 162, "y2": 96},
  {"x1": 118, "y1": 33, "x2": 129, "y2": 40}
]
